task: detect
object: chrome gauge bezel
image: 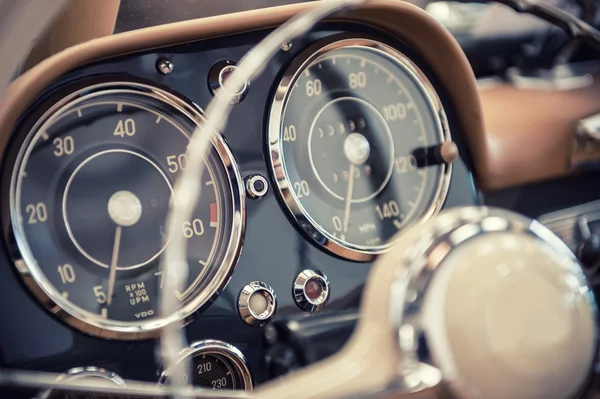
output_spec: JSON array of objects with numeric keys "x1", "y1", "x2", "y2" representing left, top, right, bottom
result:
[
  {"x1": 38, "y1": 367, "x2": 126, "y2": 399},
  {"x1": 268, "y1": 37, "x2": 452, "y2": 262},
  {"x1": 56, "y1": 367, "x2": 127, "y2": 385},
  {"x1": 6, "y1": 81, "x2": 246, "y2": 339},
  {"x1": 158, "y1": 339, "x2": 253, "y2": 391}
]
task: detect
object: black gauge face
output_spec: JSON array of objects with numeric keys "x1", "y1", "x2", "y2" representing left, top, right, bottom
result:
[
  {"x1": 185, "y1": 353, "x2": 244, "y2": 389},
  {"x1": 160, "y1": 341, "x2": 252, "y2": 391},
  {"x1": 269, "y1": 38, "x2": 451, "y2": 261},
  {"x1": 8, "y1": 83, "x2": 244, "y2": 338}
]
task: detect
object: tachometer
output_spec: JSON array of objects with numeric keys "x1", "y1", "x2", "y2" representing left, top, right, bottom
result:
[
  {"x1": 6, "y1": 82, "x2": 244, "y2": 339},
  {"x1": 268, "y1": 38, "x2": 453, "y2": 261}
]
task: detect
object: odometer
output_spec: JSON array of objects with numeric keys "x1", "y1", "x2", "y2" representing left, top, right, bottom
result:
[
  {"x1": 268, "y1": 38, "x2": 453, "y2": 261},
  {"x1": 6, "y1": 82, "x2": 244, "y2": 339}
]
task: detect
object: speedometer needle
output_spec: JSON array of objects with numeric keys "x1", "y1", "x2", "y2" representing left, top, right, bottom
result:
[
  {"x1": 106, "y1": 190, "x2": 142, "y2": 307},
  {"x1": 342, "y1": 163, "x2": 355, "y2": 234},
  {"x1": 106, "y1": 225, "x2": 122, "y2": 306}
]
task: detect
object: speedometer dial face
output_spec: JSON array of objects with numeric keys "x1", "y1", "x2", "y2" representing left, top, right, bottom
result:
[
  {"x1": 268, "y1": 38, "x2": 452, "y2": 261},
  {"x1": 7, "y1": 82, "x2": 244, "y2": 339}
]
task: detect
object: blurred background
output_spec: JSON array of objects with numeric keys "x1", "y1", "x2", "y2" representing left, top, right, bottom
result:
[{"x1": 115, "y1": 0, "x2": 598, "y2": 78}]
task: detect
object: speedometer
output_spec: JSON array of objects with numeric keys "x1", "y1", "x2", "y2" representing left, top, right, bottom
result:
[
  {"x1": 268, "y1": 38, "x2": 453, "y2": 261},
  {"x1": 6, "y1": 82, "x2": 244, "y2": 339}
]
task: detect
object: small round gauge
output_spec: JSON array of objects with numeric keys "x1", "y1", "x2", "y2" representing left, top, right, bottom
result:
[
  {"x1": 5, "y1": 82, "x2": 244, "y2": 339},
  {"x1": 159, "y1": 340, "x2": 253, "y2": 391},
  {"x1": 39, "y1": 367, "x2": 125, "y2": 399},
  {"x1": 268, "y1": 37, "x2": 453, "y2": 261}
]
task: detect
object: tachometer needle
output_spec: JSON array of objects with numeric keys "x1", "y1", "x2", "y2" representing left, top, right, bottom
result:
[
  {"x1": 342, "y1": 163, "x2": 355, "y2": 233},
  {"x1": 106, "y1": 225, "x2": 122, "y2": 306}
]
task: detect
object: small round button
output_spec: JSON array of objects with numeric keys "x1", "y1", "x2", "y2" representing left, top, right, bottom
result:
[
  {"x1": 304, "y1": 279, "x2": 322, "y2": 300},
  {"x1": 238, "y1": 281, "x2": 276, "y2": 327},
  {"x1": 208, "y1": 60, "x2": 249, "y2": 104},
  {"x1": 293, "y1": 269, "x2": 330, "y2": 312},
  {"x1": 245, "y1": 174, "x2": 269, "y2": 199}
]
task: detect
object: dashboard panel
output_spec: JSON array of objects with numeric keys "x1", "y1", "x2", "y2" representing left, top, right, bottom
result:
[
  {"x1": 479, "y1": 77, "x2": 600, "y2": 190},
  {"x1": 0, "y1": 1, "x2": 481, "y2": 393}
]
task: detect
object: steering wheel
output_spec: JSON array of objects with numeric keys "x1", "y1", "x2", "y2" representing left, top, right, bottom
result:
[{"x1": 0, "y1": 1, "x2": 599, "y2": 399}]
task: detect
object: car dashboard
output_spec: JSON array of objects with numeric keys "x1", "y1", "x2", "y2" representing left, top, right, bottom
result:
[{"x1": 0, "y1": 1, "x2": 599, "y2": 396}]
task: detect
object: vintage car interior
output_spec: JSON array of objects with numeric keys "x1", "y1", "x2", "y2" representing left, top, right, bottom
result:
[{"x1": 0, "y1": 0, "x2": 599, "y2": 398}]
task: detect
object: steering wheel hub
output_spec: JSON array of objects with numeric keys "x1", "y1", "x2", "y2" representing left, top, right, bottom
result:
[{"x1": 408, "y1": 209, "x2": 598, "y2": 399}]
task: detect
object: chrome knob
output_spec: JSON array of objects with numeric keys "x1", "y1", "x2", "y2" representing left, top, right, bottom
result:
[
  {"x1": 208, "y1": 60, "x2": 249, "y2": 104},
  {"x1": 238, "y1": 281, "x2": 277, "y2": 327},
  {"x1": 389, "y1": 207, "x2": 597, "y2": 399},
  {"x1": 293, "y1": 269, "x2": 330, "y2": 312}
]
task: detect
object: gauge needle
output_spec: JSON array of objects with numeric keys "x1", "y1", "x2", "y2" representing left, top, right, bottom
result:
[
  {"x1": 342, "y1": 163, "x2": 355, "y2": 233},
  {"x1": 106, "y1": 225, "x2": 122, "y2": 306}
]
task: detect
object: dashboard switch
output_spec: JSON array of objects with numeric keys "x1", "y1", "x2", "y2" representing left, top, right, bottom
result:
[
  {"x1": 245, "y1": 174, "x2": 269, "y2": 199},
  {"x1": 208, "y1": 60, "x2": 249, "y2": 104},
  {"x1": 238, "y1": 281, "x2": 277, "y2": 327},
  {"x1": 578, "y1": 234, "x2": 600, "y2": 269},
  {"x1": 293, "y1": 269, "x2": 330, "y2": 312},
  {"x1": 576, "y1": 216, "x2": 600, "y2": 269}
]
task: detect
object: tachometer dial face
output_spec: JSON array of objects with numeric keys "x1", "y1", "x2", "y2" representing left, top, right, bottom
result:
[
  {"x1": 268, "y1": 38, "x2": 452, "y2": 261},
  {"x1": 7, "y1": 82, "x2": 244, "y2": 339}
]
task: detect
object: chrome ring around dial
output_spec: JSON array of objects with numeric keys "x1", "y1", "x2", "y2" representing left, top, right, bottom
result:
[
  {"x1": 159, "y1": 340, "x2": 253, "y2": 391},
  {"x1": 5, "y1": 81, "x2": 245, "y2": 339},
  {"x1": 268, "y1": 36, "x2": 452, "y2": 262},
  {"x1": 38, "y1": 367, "x2": 126, "y2": 399}
]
